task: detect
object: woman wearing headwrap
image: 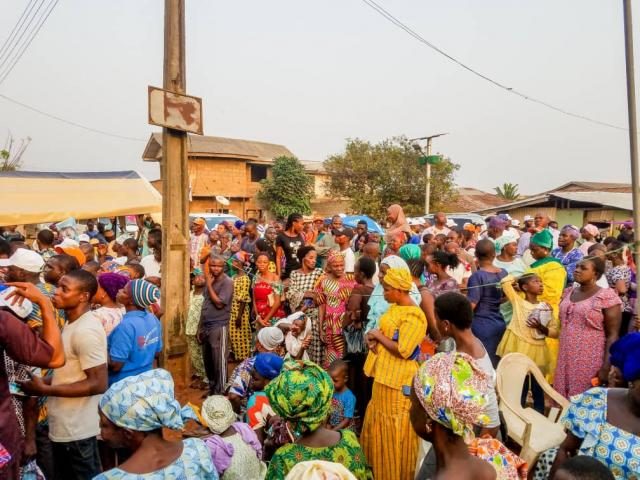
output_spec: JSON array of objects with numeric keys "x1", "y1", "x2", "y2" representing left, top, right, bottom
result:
[
  {"x1": 579, "y1": 224, "x2": 600, "y2": 255},
  {"x1": 493, "y1": 232, "x2": 527, "y2": 324},
  {"x1": 410, "y1": 352, "x2": 526, "y2": 479},
  {"x1": 384, "y1": 204, "x2": 412, "y2": 245},
  {"x1": 551, "y1": 225, "x2": 584, "y2": 284},
  {"x1": 246, "y1": 353, "x2": 284, "y2": 441},
  {"x1": 365, "y1": 255, "x2": 422, "y2": 333},
  {"x1": 226, "y1": 327, "x2": 285, "y2": 414},
  {"x1": 361, "y1": 268, "x2": 427, "y2": 480},
  {"x1": 93, "y1": 272, "x2": 128, "y2": 336},
  {"x1": 534, "y1": 333, "x2": 640, "y2": 480},
  {"x1": 265, "y1": 360, "x2": 372, "y2": 480},
  {"x1": 314, "y1": 251, "x2": 357, "y2": 368},
  {"x1": 200, "y1": 395, "x2": 266, "y2": 479},
  {"x1": 525, "y1": 229, "x2": 567, "y2": 381},
  {"x1": 285, "y1": 461, "x2": 357, "y2": 480},
  {"x1": 109, "y1": 279, "x2": 163, "y2": 385},
  {"x1": 398, "y1": 243, "x2": 421, "y2": 262},
  {"x1": 95, "y1": 369, "x2": 217, "y2": 479}
]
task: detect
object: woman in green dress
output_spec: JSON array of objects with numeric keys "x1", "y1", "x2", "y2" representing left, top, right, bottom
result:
[{"x1": 265, "y1": 360, "x2": 373, "y2": 480}]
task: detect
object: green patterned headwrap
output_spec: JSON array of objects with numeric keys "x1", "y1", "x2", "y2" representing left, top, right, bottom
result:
[{"x1": 265, "y1": 360, "x2": 334, "y2": 437}]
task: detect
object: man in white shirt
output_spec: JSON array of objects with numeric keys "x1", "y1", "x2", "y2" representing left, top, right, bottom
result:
[
  {"x1": 139, "y1": 228, "x2": 162, "y2": 279},
  {"x1": 425, "y1": 212, "x2": 451, "y2": 236},
  {"x1": 334, "y1": 228, "x2": 356, "y2": 274},
  {"x1": 19, "y1": 269, "x2": 107, "y2": 480}
]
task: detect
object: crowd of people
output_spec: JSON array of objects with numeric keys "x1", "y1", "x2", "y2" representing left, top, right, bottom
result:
[{"x1": 0, "y1": 206, "x2": 638, "y2": 480}]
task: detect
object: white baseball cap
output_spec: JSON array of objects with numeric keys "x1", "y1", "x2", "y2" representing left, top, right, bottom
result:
[
  {"x1": 78, "y1": 234, "x2": 91, "y2": 243},
  {"x1": 58, "y1": 238, "x2": 80, "y2": 248},
  {"x1": 523, "y1": 215, "x2": 534, "y2": 222},
  {"x1": 0, "y1": 248, "x2": 45, "y2": 273}
]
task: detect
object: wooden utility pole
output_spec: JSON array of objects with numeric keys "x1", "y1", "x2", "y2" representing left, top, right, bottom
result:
[{"x1": 160, "y1": 0, "x2": 189, "y2": 375}]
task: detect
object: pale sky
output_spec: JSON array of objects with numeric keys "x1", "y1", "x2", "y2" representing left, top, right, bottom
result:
[{"x1": 0, "y1": 0, "x2": 635, "y2": 194}]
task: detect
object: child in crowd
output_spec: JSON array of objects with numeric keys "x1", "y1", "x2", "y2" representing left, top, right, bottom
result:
[
  {"x1": 497, "y1": 273, "x2": 557, "y2": 413},
  {"x1": 327, "y1": 360, "x2": 356, "y2": 432},
  {"x1": 277, "y1": 312, "x2": 312, "y2": 360},
  {"x1": 186, "y1": 268, "x2": 207, "y2": 389},
  {"x1": 200, "y1": 395, "x2": 266, "y2": 479},
  {"x1": 246, "y1": 353, "x2": 284, "y2": 443}
]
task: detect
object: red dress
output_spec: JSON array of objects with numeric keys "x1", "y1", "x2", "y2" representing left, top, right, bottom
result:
[
  {"x1": 554, "y1": 287, "x2": 621, "y2": 399},
  {"x1": 252, "y1": 275, "x2": 285, "y2": 325}
]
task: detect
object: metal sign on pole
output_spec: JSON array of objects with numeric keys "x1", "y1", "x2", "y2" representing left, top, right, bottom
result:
[{"x1": 623, "y1": 0, "x2": 640, "y2": 325}]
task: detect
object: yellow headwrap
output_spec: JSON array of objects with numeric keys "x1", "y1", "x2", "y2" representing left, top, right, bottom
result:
[{"x1": 383, "y1": 267, "x2": 413, "y2": 291}]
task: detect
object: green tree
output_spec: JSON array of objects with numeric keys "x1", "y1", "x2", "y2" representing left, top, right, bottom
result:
[
  {"x1": 324, "y1": 136, "x2": 459, "y2": 218},
  {"x1": 494, "y1": 182, "x2": 520, "y2": 200},
  {"x1": 257, "y1": 156, "x2": 314, "y2": 218}
]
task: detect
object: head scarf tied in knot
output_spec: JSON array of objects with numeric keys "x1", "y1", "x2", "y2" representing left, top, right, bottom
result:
[
  {"x1": 381, "y1": 255, "x2": 410, "y2": 271},
  {"x1": 610, "y1": 332, "x2": 640, "y2": 382},
  {"x1": 530, "y1": 229, "x2": 553, "y2": 250},
  {"x1": 583, "y1": 224, "x2": 599, "y2": 237},
  {"x1": 257, "y1": 326, "x2": 284, "y2": 351},
  {"x1": 254, "y1": 352, "x2": 284, "y2": 380},
  {"x1": 99, "y1": 369, "x2": 194, "y2": 431},
  {"x1": 266, "y1": 360, "x2": 334, "y2": 437},
  {"x1": 285, "y1": 460, "x2": 357, "y2": 480},
  {"x1": 201, "y1": 395, "x2": 236, "y2": 434},
  {"x1": 495, "y1": 232, "x2": 518, "y2": 253},
  {"x1": 383, "y1": 267, "x2": 413, "y2": 291},
  {"x1": 413, "y1": 352, "x2": 490, "y2": 442},
  {"x1": 326, "y1": 249, "x2": 344, "y2": 267},
  {"x1": 130, "y1": 279, "x2": 160, "y2": 309},
  {"x1": 399, "y1": 244, "x2": 421, "y2": 262},
  {"x1": 98, "y1": 273, "x2": 129, "y2": 302},
  {"x1": 561, "y1": 224, "x2": 580, "y2": 239}
]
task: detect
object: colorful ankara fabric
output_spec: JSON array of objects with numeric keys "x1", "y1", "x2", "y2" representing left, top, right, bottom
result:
[
  {"x1": 99, "y1": 368, "x2": 194, "y2": 431},
  {"x1": 468, "y1": 437, "x2": 528, "y2": 479},
  {"x1": 562, "y1": 388, "x2": 640, "y2": 479},
  {"x1": 266, "y1": 360, "x2": 334, "y2": 437},
  {"x1": 266, "y1": 430, "x2": 372, "y2": 480},
  {"x1": 315, "y1": 273, "x2": 357, "y2": 368},
  {"x1": 551, "y1": 247, "x2": 584, "y2": 284},
  {"x1": 129, "y1": 279, "x2": 160, "y2": 309},
  {"x1": 94, "y1": 438, "x2": 218, "y2": 480},
  {"x1": 555, "y1": 287, "x2": 621, "y2": 399},
  {"x1": 414, "y1": 352, "x2": 490, "y2": 442},
  {"x1": 229, "y1": 274, "x2": 252, "y2": 360},
  {"x1": 186, "y1": 291, "x2": 206, "y2": 379}
]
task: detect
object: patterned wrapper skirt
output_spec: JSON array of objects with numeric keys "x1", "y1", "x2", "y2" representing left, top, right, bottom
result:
[{"x1": 361, "y1": 381, "x2": 419, "y2": 480}]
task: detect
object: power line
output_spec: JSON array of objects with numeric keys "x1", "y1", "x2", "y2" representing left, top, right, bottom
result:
[
  {"x1": 0, "y1": 0, "x2": 39, "y2": 60},
  {"x1": 0, "y1": 0, "x2": 58, "y2": 85},
  {"x1": 0, "y1": 93, "x2": 147, "y2": 142},
  {"x1": 0, "y1": 0, "x2": 46, "y2": 72},
  {"x1": 360, "y1": 0, "x2": 629, "y2": 132}
]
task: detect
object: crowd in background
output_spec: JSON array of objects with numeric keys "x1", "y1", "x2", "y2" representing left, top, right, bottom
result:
[{"x1": 0, "y1": 206, "x2": 638, "y2": 479}]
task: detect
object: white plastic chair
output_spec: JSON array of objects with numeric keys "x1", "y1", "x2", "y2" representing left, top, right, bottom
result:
[{"x1": 495, "y1": 352, "x2": 569, "y2": 466}]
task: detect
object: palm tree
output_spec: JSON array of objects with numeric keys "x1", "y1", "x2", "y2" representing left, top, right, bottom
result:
[{"x1": 494, "y1": 182, "x2": 520, "y2": 200}]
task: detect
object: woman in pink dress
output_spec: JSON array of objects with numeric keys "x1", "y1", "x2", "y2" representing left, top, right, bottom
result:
[
  {"x1": 315, "y1": 252, "x2": 357, "y2": 369},
  {"x1": 554, "y1": 257, "x2": 622, "y2": 399}
]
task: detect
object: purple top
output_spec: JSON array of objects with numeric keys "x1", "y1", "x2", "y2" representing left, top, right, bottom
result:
[{"x1": 203, "y1": 422, "x2": 262, "y2": 474}]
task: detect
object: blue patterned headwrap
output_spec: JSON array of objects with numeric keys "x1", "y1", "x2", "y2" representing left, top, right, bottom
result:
[
  {"x1": 129, "y1": 279, "x2": 160, "y2": 309},
  {"x1": 99, "y1": 369, "x2": 195, "y2": 431}
]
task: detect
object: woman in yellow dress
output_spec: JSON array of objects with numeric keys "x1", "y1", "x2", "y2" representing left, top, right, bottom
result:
[
  {"x1": 361, "y1": 268, "x2": 427, "y2": 480},
  {"x1": 525, "y1": 230, "x2": 567, "y2": 381}
]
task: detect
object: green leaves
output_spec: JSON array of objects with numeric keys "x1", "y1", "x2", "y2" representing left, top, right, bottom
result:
[
  {"x1": 325, "y1": 136, "x2": 459, "y2": 218},
  {"x1": 257, "y1": 156, "x2": 314, "y2": 218},
  {"x1": 494, "y1": 182, "x2": 520, "y2": 200}
]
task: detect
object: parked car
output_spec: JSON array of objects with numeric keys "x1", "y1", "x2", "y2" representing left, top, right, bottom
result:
[
  {"x1": 424, "y1": 212, "x2": 486, "y2": 229},
  {"x1": 189, "y1": 213, "x2": 241, "y2": 231}
]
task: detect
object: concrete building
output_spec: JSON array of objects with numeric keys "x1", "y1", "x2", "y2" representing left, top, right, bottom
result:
[{"x1": 476, "y1": 181, "x2": 632, "y2": 230}]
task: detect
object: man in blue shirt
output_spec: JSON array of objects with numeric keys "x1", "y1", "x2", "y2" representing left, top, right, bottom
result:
[{"x1": 109, "y1": 279, "x2": 162, "y2": 385}]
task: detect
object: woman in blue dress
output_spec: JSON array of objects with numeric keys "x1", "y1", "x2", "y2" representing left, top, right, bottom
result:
[{"x1": 466, "y1": 239, "x2": 507, "y2": 368}]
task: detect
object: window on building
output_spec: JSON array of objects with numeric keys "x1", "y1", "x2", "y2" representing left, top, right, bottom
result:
[{"x1": 250, "y1": 165, "x2": 268, "y2": 183}]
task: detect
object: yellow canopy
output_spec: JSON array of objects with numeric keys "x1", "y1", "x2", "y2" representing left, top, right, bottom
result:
[{"x1": 0, "y1": 170, "x2": 162, "y2": 227}]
